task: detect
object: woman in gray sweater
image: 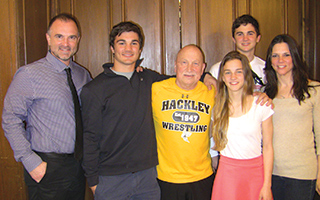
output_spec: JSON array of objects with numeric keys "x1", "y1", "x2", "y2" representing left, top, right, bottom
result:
[{"x1": 264, "y1": 34, "x2": 320, "y2": 200}]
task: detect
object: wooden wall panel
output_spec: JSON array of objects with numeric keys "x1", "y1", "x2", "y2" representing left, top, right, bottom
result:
[
  {"x1": 287, "y1": 0, "x2": 302, "y2": 47},
  {"x1": 74, "y1": 0, "x2": 111, "y2": 78},
  {"x1": 49, "y1": 0, "x2": 72, "y2": 17},
  {"x1": 123, "y1": 0, "x2": 162, "y2": 73},
  {"x1": 111, "y1": 0, "x2": 123, "y2": 25},
  {"x1": 237, "y1": 0, "x2": 249, "y2": 16},
  {"x1": 57, "y1": 0, "x2": 72, "y2": 13},
  {"x1": 163, "y1": 0, "x2": 180, "y2": 75},
  {"x1": 250, "y1": 0, "x2": 285, "y2": 60},
  {"x1": 181, "y1": 0, "x2": 198, "y2": 47},
  {"x1": 25, "y1": 0, "x2": 48, "y2": 64},
  {"x1": 199, "y1": 0, "x2": 234, "y2": 71},
  {"x1": 305, "y1": 0, "x2": 320, "y2": 81},
  {"x1": 0, "y1": 0, "x2": 27, "y2": 199}
]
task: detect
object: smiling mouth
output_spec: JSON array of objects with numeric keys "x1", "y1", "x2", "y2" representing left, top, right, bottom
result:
[
  {"x1": 229, "y1": 81, "x2": 239, "y2": 85},
  {"x1": 59, "y1": 47, "x2": 71, "y2": 52},
  {"x1": 184, "y1": 74, "x2": 195, "y2": 78},
  {"x1": 241, "y1": 43, "x2": 250, "y2": 46},
  {"x1": 277, "y1": 65, "x2": 286, "y2": 69}
]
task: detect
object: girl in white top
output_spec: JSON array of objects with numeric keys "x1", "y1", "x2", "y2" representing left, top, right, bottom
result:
[{"x1": 211, "y1": 51, "x2": 274, "y2": 200}]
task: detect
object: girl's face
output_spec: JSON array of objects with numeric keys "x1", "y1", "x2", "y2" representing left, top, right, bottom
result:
[
  {"x1": 271, "y1": 42, "x2": 293, "y2": 77},
  {"x1": 222, "y1": 59, "x2": 245, "y2": 93}
]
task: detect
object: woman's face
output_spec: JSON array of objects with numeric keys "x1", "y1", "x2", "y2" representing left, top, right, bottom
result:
[
  {"x1": 222, "y1": 59, "x2": 245, "y2": 93},
  {"x1": 271, "y1": 42, "x2": 293, "y2": 77}
]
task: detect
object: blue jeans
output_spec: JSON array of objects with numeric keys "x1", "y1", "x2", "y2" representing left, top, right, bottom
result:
[
  {"x1": 272, "y1": 175, "x2": 316, "y2": 200},
  {"x1": 95, "y1": 167, "x2": 160, "y2": 200}
]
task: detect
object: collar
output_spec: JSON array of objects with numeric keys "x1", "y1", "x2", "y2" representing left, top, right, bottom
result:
[
  {"x1": 46, "y1": 51, "x2": 74, "y2": 72},
  {"x1": 102, "y1": 58, "x2": 144, "y2": 74}
]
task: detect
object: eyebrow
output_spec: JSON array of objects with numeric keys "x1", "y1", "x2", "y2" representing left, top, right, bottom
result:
[
  {"x1": 224, "y1": 68, "x2": 243, "y2": 71},
  {"x1": 235, "y1": 30, "x2": 256, "y2": 34},
  {"x1": 272, "y1": 51, "x2": 290, "y2": 54},
  {"x1": 54, "y1": 33, "x2": 78, "y2": 37},
  {"x1": 115, "y1": 39, "x2": 139, "y2": 43}
]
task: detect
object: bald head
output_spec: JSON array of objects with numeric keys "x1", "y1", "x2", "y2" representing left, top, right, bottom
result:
[
  {"x1": 174, "y1": 44, "x2": 206, "y2": 90},
  {"x1": 176, "y1": 44, "x2": 205, "y2": 63}
]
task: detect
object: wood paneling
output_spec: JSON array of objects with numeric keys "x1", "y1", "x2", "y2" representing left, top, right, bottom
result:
[
  {"x1": 124, "y1": 0, "x2": 162, "y2": 73},
  {"x1": 163, "y1": 0, "x2": 180, "y2": 75},
  {"x1": 111, "y1": 0, "x2": 123, "y2": 25},
  {"x1": 199, "y1": 0, "x2": 234, "y2": 70},
  {"x1": 1, "y1": 0, "x2": 320, "y2": 199},
  {"x1": 251, "y1": 0, "x2": 285, "y2": 60},
  {"x1": 0, "y1": 0, "x2": 27, "y2": 199},
  {"x1": 287, "y1": 0, "x2": 302, "y2": 46},
  {"x1": 25, "y1": 0, "x2": 48, "y2": 64},
  {"x1": 57, "y1": 0, "x2": 73, "y2": 13},
  {"x1": 237, "y1": 0, "x2": 249, "y2": 16},
  {"x1": 305, "y1": 0, "x2": 320, "y2": 81},
  {"x1": 74, "y1": 0, "x2": 111, "y2": 78},
  {"x1": 181, "y1": 0, "x2": 198, "y2": 46}
]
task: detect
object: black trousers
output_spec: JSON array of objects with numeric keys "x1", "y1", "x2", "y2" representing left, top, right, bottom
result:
[
  {"x1": 24, "y1": 152, "x2": 85, "y2": 200},
  {"x1": 157, "y1": 173, "x2": 215, "y2": 200}
]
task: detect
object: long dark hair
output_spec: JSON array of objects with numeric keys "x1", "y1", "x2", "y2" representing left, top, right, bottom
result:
[{"x1": 264, "y1": 34, "x2": 310, "y2": 103}]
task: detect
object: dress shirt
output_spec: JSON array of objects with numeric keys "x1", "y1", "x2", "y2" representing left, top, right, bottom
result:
[{"x1": 2, "y1": 51, "x2": 91, "y2": 172}]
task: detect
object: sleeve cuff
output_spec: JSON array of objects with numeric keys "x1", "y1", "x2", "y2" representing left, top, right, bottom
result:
[
  {"x1": 200, "y1": 72, "x2": 210, "y2": 82},
  {"x1": 22, "y1": 151, "x2": 43, "y2": 173},
  {"x1": 87, "y1": 175, "x2": 99, "y2": 187}
]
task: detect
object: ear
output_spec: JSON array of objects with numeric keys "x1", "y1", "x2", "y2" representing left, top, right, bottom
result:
[
  {"x1": 46, "y1": 33, "x2": 51, "y2": 46},
  {"x1": 256, "y1": 35, "x2": 261, "y2": 43},
  {"x1": 110, "y1": 46, "x2": 115, "y2": 54},
  {"x1": 222, "y1": 74, "x2": 226, "y2": 83},
  {"x1": 232, "y1": 37, "x2": 236, "y2": 44},
  {"x1": 201, "y1": 63, "x2": 206, "y2": 74},
  {"x1": 174, "y1": 62, "x2": 177, "y2": 73}
]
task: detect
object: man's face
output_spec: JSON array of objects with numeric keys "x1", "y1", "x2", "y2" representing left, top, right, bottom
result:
[
  {"x1": 46, "y1": 19, "x2": 80, "y2": 66},
  {"x1": 174, "y1": 46, "x2": 205, "y2": 90},
  {"x1": 111, "y1": 31, "x2": 141, "y2": 71},
  {"x1": 233, "y1": 23, "x2": 261, "y2": 54}
]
